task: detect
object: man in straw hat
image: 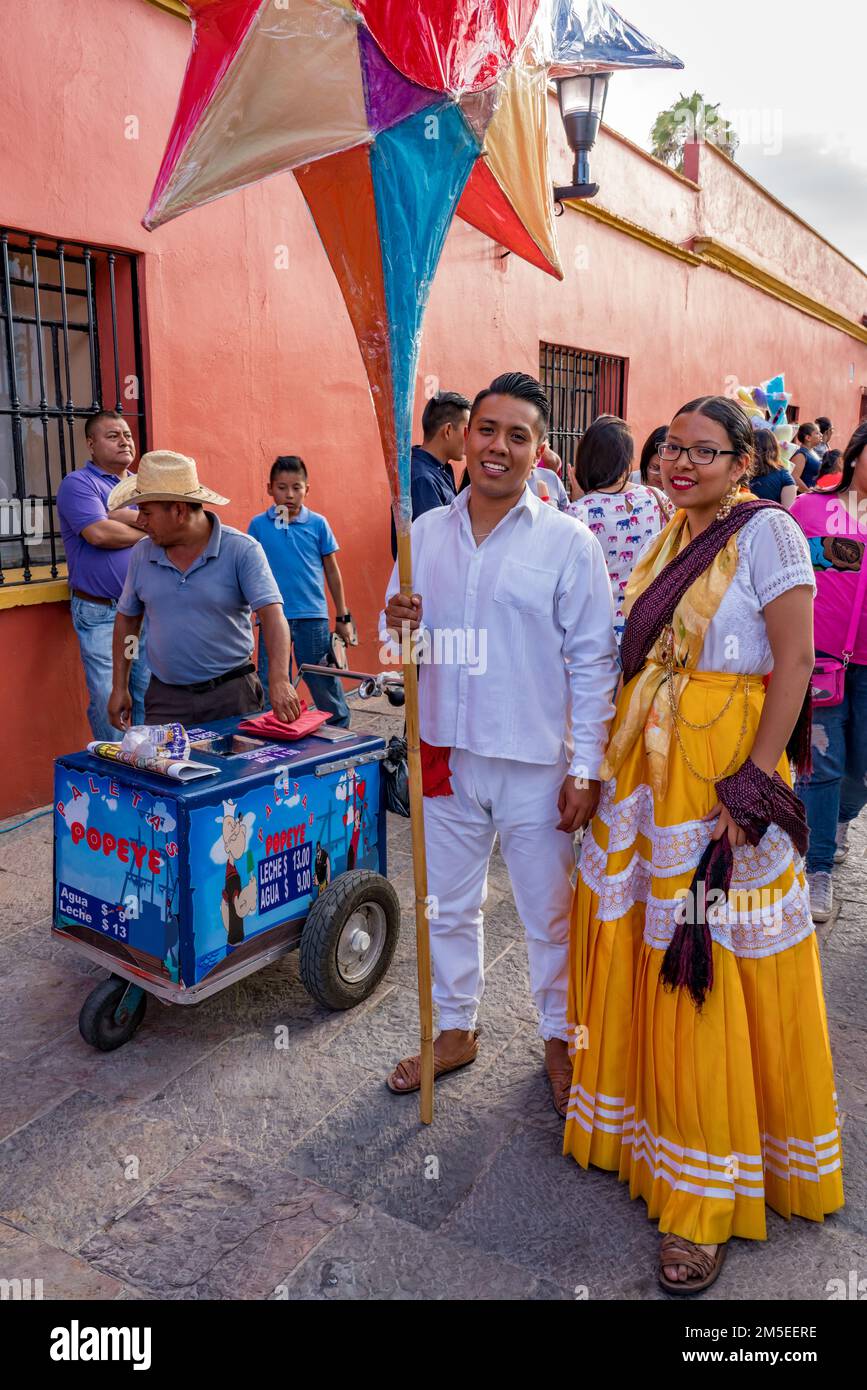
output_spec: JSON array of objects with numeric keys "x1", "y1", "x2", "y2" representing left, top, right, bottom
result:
[{"x1": 108, "y1": 451, "x2": 300, "y2": 729}]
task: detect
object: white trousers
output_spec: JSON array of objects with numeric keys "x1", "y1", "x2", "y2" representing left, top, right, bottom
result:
[{"x1": 422, "y1": 748, "x2": 575, "y2": 1041}]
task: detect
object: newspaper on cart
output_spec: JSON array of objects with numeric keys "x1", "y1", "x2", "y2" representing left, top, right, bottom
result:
[{"x1": 87, "y1": 723, "x2": 219, "y2": 782}]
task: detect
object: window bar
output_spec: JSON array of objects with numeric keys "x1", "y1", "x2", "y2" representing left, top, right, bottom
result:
[
  {"x1": 564, "y1": 353, "x2": 573, "y2": 471},
  {"x1": 555, "y1": 347, "x2": 562, "y2": 467},
  {"x1": 553, "y1": 346, "x2": 561, "y2": 466},
  {"x1": 577, "y1": 352, "x2": 587, "y2": 435},
  {"x1": 551, "y1": 345, "x2": 559, "y2": 462},
  {"x1": 569, "y1": 351, "x2": 576, "y2": 465},
  {"x1": 107, "y1": 252, "x2": 122, "y2": 413},
  {"x1": 0, "y1": 231, "x2": 29, "y2": 583},
  {"x1": 50, "y1": 321, "x2": 69, "y2": 486},
  {"x1": 29, "y1": 239, "x2": 60, "y2": 578},
  {"x1": 547, "y1": 343, "x2": 553, "y2": 449},
  {"x1": 129, "y1": 253, "x2": 147, "y2": 451},
  {"x1": 548, "y1": 344, "x2": 556, "y2": 456},
  {"x1": 56, "y1": 244, "x2": 77, "y2": 480},
  {"x1": 47, "y1": 315, "x2": 69, "y2": 569},
  {"x1": 82, "y1": 247, "x2": 100, "y2": 411}
]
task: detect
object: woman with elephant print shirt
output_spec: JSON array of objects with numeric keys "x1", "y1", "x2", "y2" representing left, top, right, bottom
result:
[{"x1": 566, "y1": 416, "x2": 671, "y2": 644}]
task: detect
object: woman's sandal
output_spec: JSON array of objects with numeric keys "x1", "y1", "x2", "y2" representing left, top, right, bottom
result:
[
  {"x1": 658, "y1": 1233, "x2": 728, "y2": 1295},
  {"x1": 386, "y1": 1031, "x2": 480, "y2": 1095}
]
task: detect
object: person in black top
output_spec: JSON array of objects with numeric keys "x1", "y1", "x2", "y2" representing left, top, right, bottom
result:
[
  {"x1": 748, "y1": 428, "x2": 797, "y2": 507},
  {"x1": 390, "y1": 391, "x2": 470, "y2": 557},
  {"x1": 790, "y1": 421, "x2": 823, "y2": 492}
]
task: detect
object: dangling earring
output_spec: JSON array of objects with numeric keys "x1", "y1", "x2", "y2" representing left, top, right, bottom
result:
[{"x1": 715, "y1": 481, "x2": 740, "y2": 522}]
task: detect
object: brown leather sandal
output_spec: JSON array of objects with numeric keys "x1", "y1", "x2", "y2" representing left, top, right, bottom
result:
[
  {"x1": 658, "y1": 1232, "x2": 728, "y2": 1295},
  {"x1": 386, "y1": 1032, "x2": 479, "y2": 1094},
  {"x1": 546, "y1": 1065, "x2": 573, "y2": 1119}
]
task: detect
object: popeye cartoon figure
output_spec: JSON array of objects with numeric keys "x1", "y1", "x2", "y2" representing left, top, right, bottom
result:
[{"x1": 217, "y1": 800, "x2": 256, "y2": 947}]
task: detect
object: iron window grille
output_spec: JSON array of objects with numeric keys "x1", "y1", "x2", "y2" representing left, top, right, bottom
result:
[
  {"x1": 0, "y1": 229, "x2": 147, "y2": 586},
  {"x1": 539, "y1": 341, "x2": 627, "y2": 475}
]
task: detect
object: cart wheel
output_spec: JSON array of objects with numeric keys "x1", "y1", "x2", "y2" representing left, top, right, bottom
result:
[
  {"x1": 78, "y1": 976, "x2": 147, "y2": 1051},
  {"x1": 300, "y1": 871, "x2": 399, "y2": 1010}
]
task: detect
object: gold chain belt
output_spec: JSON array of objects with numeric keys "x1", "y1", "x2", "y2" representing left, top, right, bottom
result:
[{"x1": 660, "y1": 624, "x2": 752, "y2": 784}]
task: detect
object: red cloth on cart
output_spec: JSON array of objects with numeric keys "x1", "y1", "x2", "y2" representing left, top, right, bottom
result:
[{"x1": 238, "y1": 703, "x2": 332, "y2": 741}]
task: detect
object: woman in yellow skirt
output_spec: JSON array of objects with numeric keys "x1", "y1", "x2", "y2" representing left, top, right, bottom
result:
[{"x1": 564, "y1": 396, "x2": 844, "y2": 1294}]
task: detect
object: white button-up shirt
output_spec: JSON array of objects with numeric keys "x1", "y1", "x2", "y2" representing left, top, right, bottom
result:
[{"x1": 381, "y1": 486, "x2": 619, "y2": 779}]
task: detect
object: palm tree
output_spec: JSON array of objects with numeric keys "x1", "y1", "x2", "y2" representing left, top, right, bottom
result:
[{"x1": 650, "y1": 91, "x2": 739, "y2": 172}]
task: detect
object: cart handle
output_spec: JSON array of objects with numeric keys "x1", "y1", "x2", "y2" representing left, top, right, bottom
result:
[
  {"x1": 297, "y1": 663, "x2": 402, "y2": 685},
  {"x1": 297, "y1": 664, "x2": 405, "y2": 702}
]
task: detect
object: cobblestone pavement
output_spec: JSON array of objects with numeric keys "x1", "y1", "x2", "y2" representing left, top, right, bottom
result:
[{"x1": 0, "y1": 702, "x2": 864, "y2": 1300}]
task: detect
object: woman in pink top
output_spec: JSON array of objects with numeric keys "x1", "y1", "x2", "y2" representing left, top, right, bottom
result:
[
  {"x1": 567, "y1": 416, "x2": 672, "y2": 644},
  {"x1": 791, "y1": 421, "x2": 867, "y2": 922}
]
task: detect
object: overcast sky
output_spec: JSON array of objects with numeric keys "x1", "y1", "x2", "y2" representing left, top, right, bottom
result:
[{"x1": 600, "y1": 0, "x2": 867, "y2": 272}]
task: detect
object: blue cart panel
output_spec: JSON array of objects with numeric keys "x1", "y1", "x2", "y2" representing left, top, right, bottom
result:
[{"x1": 53, "y1": 718, "x2": 388, "y2": 1003}]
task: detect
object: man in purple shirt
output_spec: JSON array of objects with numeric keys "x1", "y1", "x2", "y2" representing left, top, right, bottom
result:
[{"x1": 56, "y1": 411, "x2": 151, "y2": 740}]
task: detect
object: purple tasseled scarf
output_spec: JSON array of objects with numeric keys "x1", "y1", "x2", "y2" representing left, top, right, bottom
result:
[
  {"x1": 660, "y1": 759, "x2": 810, "y2": 1008},
  {"x1": 620, "y1": 500, "x2": 813, "y2": 1008}
]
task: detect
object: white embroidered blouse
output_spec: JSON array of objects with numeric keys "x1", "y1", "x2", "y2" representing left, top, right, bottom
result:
[{"x1": 695, "y1": 508, "x2": 816, "y2": 674}]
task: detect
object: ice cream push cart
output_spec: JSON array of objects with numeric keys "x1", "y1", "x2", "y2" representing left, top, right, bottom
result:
[{"x1": 52, "y1": 669, "x2": 405, "y2": 1050}]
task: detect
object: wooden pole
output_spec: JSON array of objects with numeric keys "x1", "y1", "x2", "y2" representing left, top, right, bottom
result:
[{"x1": 395, "y1": 527, "x2": 434, "y2": 1124}]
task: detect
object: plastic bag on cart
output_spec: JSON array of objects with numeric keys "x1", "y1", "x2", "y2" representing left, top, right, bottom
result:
[
  {"x1": 382, "y1": 734, "x2": 410, "y2": 817},
  {"x1": 122, "y1": 723, "x2": 190, "y2": 761}
]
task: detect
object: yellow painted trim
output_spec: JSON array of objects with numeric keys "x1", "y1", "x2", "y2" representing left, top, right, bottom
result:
[
  {"x1": 692, "y1": 237, "x2": 867, "y2": 345},
  {"x1": 143, "y1": 0, "x2": 189, "y2": 19},
  {"x1": 0, "y1": 571, "x2": 70, "y2": 610},
  {"x1": 564, "y1": 198, "x2": 703, "y2": 265},
  {"x1": 563, "y1": 199, "x2": 867, "y2": 345}
]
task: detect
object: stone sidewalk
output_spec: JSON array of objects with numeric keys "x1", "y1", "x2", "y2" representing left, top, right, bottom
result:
[{"x1": 0, "y1": 702, "x2": 864, "y2": 1300}]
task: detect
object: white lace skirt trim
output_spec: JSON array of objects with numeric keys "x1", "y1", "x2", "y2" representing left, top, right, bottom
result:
[{"x1": 582, "y1": 781, "x2": 814, "y2": 959}]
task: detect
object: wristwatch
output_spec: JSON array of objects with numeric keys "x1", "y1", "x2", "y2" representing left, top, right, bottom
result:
[{"x1": 336, "y1": 612, "x2": 352, "y2": 623}]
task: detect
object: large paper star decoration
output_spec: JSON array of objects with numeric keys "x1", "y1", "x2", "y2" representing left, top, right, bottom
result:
[{"x1": 144, "y1": 0, "x2": 681, "y2": 521}]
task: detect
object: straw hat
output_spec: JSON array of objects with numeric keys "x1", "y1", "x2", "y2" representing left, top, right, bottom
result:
[{"x1": 107, "y1": 451, "x2": 229, "y2": 509}]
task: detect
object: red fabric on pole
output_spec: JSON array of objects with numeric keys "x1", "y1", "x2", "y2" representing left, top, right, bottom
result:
[{"x1": 420, "y1": 739, "x2": 453, "y2": 797}]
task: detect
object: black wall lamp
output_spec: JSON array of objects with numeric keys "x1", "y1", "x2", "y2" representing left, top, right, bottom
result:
[{"x1": 553, "y1": 71, "x2": 612, "y2": 203}]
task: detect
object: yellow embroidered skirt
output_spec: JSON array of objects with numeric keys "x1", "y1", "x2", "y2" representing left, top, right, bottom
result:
[{"x1": 564, "y1": 671, "x2": 844, "y2": 1244}]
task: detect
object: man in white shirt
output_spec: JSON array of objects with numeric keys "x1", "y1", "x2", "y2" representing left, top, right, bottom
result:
[{"x1": 382, "y1": 372, "x2": 619, "y2": 1114}]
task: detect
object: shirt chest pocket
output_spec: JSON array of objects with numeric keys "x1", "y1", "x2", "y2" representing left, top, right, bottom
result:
[{"x1": 493, "y1": 561, "x2": 558, "y2": 617}]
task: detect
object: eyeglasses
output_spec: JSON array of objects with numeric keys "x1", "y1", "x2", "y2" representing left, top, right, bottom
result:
[{"x1": 657, "y1": 442, "x2": 739, "y2": 467}]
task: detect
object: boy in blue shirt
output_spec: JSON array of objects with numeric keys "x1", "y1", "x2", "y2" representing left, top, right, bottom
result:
[{"x1": 248, "y1": 456, "x2": 353, "y2": 726}]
